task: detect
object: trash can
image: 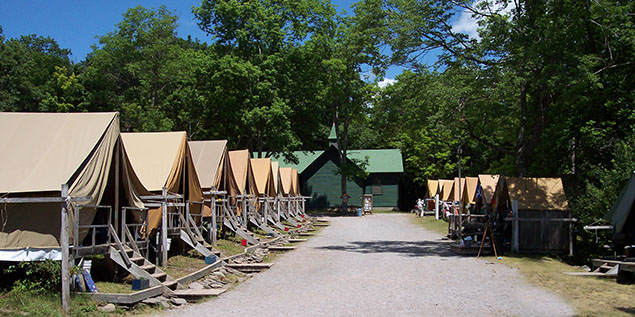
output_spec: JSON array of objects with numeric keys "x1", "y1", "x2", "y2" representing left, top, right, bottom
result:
[{"x1": 356, "y1": 208, "x2": 362, "y2": 217}]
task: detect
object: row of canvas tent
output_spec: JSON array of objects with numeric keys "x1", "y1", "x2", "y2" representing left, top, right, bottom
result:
[
  {"x1": 0, "y1": 112, "x2": 306, "y2": 272},
  {"x1": 425, "y1": 175, "x2": 574, "y2": 255}
]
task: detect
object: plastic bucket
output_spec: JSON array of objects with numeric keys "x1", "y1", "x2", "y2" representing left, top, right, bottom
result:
[{"x1": 356, "y1": 208, "x2": 362, "y2": 217}]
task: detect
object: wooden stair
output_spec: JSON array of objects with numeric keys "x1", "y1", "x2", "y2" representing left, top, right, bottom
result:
[{"x1": 109, "y1": 246, "x2": 179, "y2": 293}]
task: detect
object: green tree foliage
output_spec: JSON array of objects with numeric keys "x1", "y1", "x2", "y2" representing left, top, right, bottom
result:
[
  {"x1": 194, "y1": 0, "x2": 339, "y2": 157},
  {"x1": 0, "y1": 30, "x2": 79, "y2": 112},
  {"x1": 83, "y1": 5, "x2": 185, "y2": 131}
]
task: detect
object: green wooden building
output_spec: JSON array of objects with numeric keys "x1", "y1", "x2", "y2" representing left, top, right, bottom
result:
[{"x1": 278, "y1": 128, "x2": 403, "y2": 210}]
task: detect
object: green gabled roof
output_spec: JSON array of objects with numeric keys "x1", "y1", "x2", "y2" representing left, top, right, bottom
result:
[
  {"x1": 347, "y1": 149, "x2": 404, "y2": 173},
  {"x1": 276, "y1": 148, "x2": 403, "y2": 174},
  {"x1": 276, "y1": 151, "x2": 323, "y2": 173}
]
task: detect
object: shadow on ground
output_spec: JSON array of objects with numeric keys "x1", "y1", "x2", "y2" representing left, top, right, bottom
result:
[{"x1": 315, "y1": 240, "x2": 457, "y2": 257}]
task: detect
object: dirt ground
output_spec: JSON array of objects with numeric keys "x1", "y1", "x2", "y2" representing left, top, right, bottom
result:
[{"x1": 164, "y1": 214, "x2": 574, "y2": 316}]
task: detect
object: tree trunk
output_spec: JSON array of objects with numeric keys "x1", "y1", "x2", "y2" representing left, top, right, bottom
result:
[{"x1": 333, "y1": 111, "x2": 348, "y2": 215}]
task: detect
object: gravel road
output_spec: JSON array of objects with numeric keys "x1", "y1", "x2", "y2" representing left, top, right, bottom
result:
[{"x1": 164, "y1": 213, "x2": 574, "y2": 316}]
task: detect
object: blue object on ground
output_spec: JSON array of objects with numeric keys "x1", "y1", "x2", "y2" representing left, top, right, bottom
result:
[
  {"x1": 356, "y1": 208, "x2": 362, "y2": 217},
  {"x1": 205, "y1": 255, "x2": 217, "y2": 264},
  {"x1": 132, "y1": 278, "x2": 150, "y2": 290}
]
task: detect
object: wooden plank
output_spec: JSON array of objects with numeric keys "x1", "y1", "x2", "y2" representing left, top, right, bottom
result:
[
  {"x1": 288, "y1": 239, "x2": 307, "y2": 242},
  {"x1": 592, "y1": 259, "x2": 635, "y2": 272},
  {"x1": 87, "y1": 285, "x2": 164, "y2": 304},
  {"x1": 227, "y1": 263, "x2": 273, "y2": 270},
  {"x1": 175, "y1": 257, "x2": 225, "y2": 285},
  {"x1": 268, "y1": 246, "x2": 296, "y2": 251},
  {"x1": 2, "y1": 196, "x2": 90, "y2": 203},
  {"x1": 563, "y1": 272, "x2": 618, "y2": 277},
  {"x1": 299, "y1": 232, "x2": 314, "y2": 236}
]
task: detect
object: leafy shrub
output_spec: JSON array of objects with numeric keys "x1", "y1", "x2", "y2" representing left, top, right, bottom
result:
[{"x1": 4, "y1": 260, "x2": 61, "y2": 294}]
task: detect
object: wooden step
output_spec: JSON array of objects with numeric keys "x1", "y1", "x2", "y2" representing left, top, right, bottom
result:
[
  {"x1": 130, "y1": 256, "x2": 145, "y2": 263},
  {"x1": 140, "y1": 264, "x2": 155, "y2": 271},
  {"x1": 152, "y1": 272, "x2": 167, "y2": 281},
  {"x1": 163, "y1": 280, "x2": 178, "y2": 290}
]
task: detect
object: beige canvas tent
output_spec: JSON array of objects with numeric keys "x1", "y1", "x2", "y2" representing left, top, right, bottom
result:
[
  {"x1": 478, "y1": 174, "x2": 500, "y2": 205},
  {"x1": 453, "y1": 177, "x2": 467, "y2": 202},
  {"x1": 292, "y1": 168, "x2": 300, "y2": 196},
  {"x1": 250, "y1": 158, "x2": 276, "y2": 197},
  {"x1": 271, "y1": 161, "x2": 280, "y2": 194},
  {"x1": 189, "y1": 140, "x2": 240, "y2": 199},
  {"x1": 440, "y1": 179, "x2": 454, "y2": 201},
  {"x1": 464, "y1": 177, "x2": 479, "y2": 205},
  {"x1": 0, "y1": 112, "x2": 148, "y2": 260},
  {"x1": 427, "y1": 180, "x2": 439, "y2": 198},
  {"x1": 498, "y1": 177, "x2": 569, "y2": 211},
  {"x1": 228, "y1": 150, "x2": 258, "y2": 196},
  {"x1": 279, "y1": 167, "x2": 293, "y2": 196},
  {"x1": 121, "y1": 132, "x2": 204, "y2": 233}
]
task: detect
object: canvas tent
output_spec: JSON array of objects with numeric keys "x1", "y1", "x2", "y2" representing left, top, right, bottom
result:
[
  {"x1": 464, "y1": 177, "x2": 479, "y2": 205},
  {"x1": 453, "y1": 177, "x2": 467, "y2": 202},
  {"x1": 498, "y1": 177, "x2": 569, "y2": 211},
  {"x1": 250, "y1": 158, "x2": 276, "y2": 197},
  {"x1": 279, "y1": 167, "x2": 293, "y2": 196},
  {"x1": 605, "y1": 173, "x2": 635, "y2": 249},
  {"x1": 228, "y1": 150, "x2": 258, "y2": 197},
  {"x1": 440, "y1": 179, "x2": 454, "y2": 201},
  {"x1": 496, "y1": 177, "x2": 572, "y2": 254},
  {"x1": 0, "y1": 112, "x2": 147, "y2": 261},
  {"x1": 271, "y1": 162, "x2": 280, "y2": 194},
  {"x1": 427, "y1": 180, "x2": 439, "y2": 198},
  {"x1": 478, "y1": 174, "x2": 500, "y2": 205},
  {"x1": 121, "y1": 132, "x2": 204, "y2": 233},
  {"x1": 189, "y1": 140, "x2": 240, "y2": 197},
  {"x1": 292, "y1": 168, "x2": 300, "y2": 196}
]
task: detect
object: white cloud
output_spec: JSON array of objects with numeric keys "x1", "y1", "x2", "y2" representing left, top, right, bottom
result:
[
  {"x1": 452, "y1": 8, "x2": 481, "y2": 40},
  {"x1": 451, "y1": 1, "x2": 516, "y2": 40},
  {"x1": 378, "y1": 78, "x2": 397, "y2": 88}
]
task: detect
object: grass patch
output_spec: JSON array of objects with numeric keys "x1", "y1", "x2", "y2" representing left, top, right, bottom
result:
[
  {"x1": 94, "y1": 281, "x2": 135, "y2": 294},
  {"x1": 162, "y1": 255, "x2": 208, "y2": 279},
  {"x1": 410, "y1": 213, "x2": 449, "y2": 236},
  {"x1": 0, "y1": 291, "x2": 108, "y2": 316},
  {"x1": 486, "y1": 255, "x2": 635, "y2": 316},
  {"x1": 215, "y1": 235, "x2": 247, "y2": 257}
]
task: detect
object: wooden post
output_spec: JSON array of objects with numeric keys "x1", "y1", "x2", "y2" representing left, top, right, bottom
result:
[
  {"x1": 161, "y1": 187, "x2": 168, "y2": 267},
  {"x1": 60, "y1": 184, "x2": 71, "y2": 313},
  {"x1": 114, "y1": 139, "x2": 120, "y2": 237},
  {"x1": 435, "y1": 194, "x2": 439, "y2": 220},
  {"x1": 210, "y1": 196, "x2": 217, "y2": 245},
  {"x1": 512, "y1": 199, "x2": 519, "y2": 253}
]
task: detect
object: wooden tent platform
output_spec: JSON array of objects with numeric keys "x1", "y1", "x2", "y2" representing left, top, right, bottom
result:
[{"x1": 450, "y1": 243, "x2": 493, "y2": 256}]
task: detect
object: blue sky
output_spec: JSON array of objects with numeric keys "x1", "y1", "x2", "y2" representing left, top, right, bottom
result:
[{"x1": 0, "y1": 1, "x2": 478, "y2": 83}]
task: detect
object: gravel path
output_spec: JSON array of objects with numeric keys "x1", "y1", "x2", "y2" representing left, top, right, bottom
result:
[{"x1": 164, "y1": 214, "x2": 574, "y2": 316}]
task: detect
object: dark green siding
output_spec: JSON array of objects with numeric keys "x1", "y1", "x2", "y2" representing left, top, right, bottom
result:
[
  {"x1": 301, "y1": 148, "x2": 399, "y2": 209},
  {"x1": 364, "y1": 173, "x2": 399, "y2": 207}
]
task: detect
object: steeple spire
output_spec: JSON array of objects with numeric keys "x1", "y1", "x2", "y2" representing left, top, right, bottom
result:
[{"x1": 328, "y1": 123, "x2": 338, "y2": 148}]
